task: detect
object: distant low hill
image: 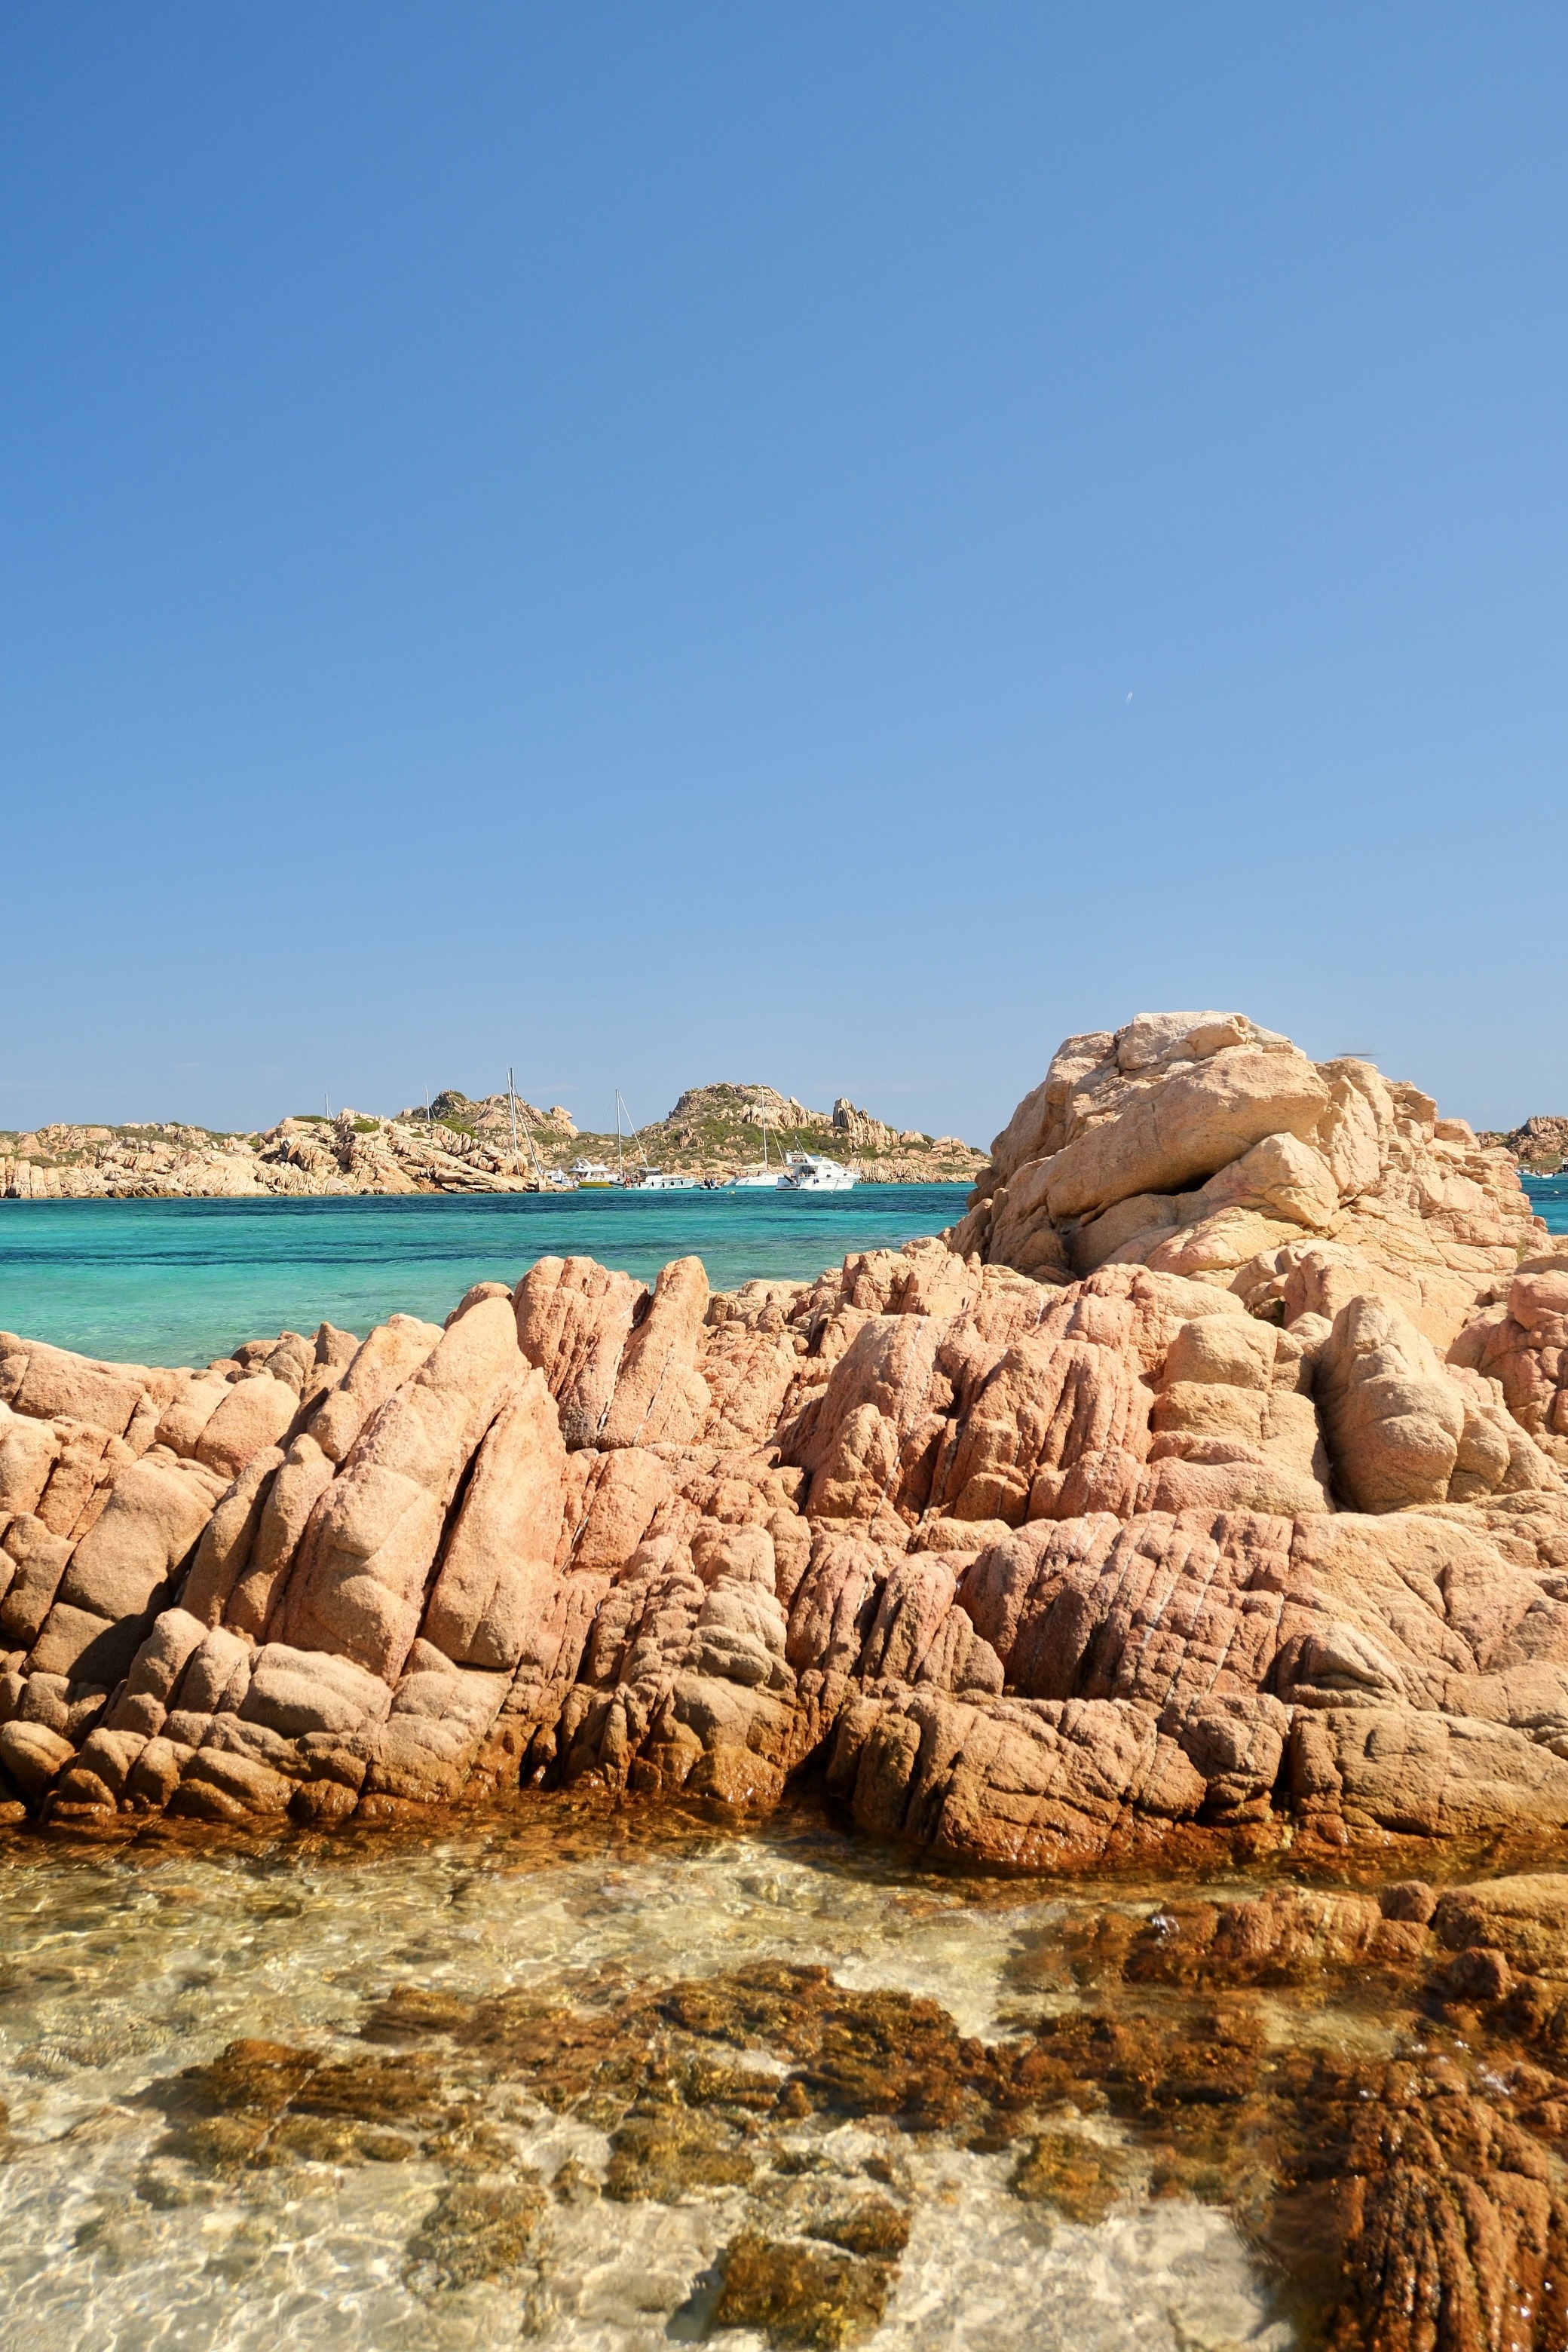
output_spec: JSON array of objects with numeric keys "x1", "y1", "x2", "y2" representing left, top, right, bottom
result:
[
  {"x1": 1, "y1": 1081, "x2": 985, "y2": 1198},
  {"x1": 404, "y1": 1080, "x2": 986, "y2": 1185}
]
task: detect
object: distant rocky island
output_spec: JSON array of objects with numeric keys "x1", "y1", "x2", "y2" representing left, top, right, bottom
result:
[
  {"x1": 1481, "y1": 1113, "x2": 1568, "y2": 1170},
  {"x1": 0, "y1": 1081, "x2": 986, "y2": 1199}
]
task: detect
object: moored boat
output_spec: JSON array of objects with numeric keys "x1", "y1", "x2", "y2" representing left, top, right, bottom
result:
[
  {"x1": 721, "y1": 1104, "x2": 789, "y2": 1188},
  {"x1": 781, "y1": 1151, "x2": 856, "y2": 1191}
]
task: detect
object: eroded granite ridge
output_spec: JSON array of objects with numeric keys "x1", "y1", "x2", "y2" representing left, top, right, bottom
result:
[{"x1": 4, "y1": 1009, "x2": 1568, "y2": 1870}]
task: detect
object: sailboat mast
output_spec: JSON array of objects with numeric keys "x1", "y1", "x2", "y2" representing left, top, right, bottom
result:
[
  {"x1": 614, "y1": 1092, "x2": 623, "y2": 1184},
  {"x1": 507, "y1": 1067, "x2": 519, "y2": 1160}
]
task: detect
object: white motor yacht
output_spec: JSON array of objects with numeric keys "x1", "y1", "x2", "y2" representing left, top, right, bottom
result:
[
  {"x1": 570, "y1": 1158, "x2": 619, "y2": 1188},
  {"x1": 781, "y1": 1153, "x2": 856, "y2": 1191}
]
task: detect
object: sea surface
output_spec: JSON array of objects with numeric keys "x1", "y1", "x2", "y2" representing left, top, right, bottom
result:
[
  {"x1": 0, "y1": 1802, "x2": 1294, "y2": 2352},
  {"x1": 0, "y1": 1185, "x2": 967, "y2": 1369},
  {"x1": 1524, "y1": 1171, "x2": 1568, "y2": 1234}
]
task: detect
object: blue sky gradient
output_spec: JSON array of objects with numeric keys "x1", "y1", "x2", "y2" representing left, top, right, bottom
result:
[{"x1": 4, "y1": 4, "x2": 1565, "y2": 1144}]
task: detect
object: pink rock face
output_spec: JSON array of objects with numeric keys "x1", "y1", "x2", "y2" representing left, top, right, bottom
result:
[
  {"x1": 192, "y1": 1374, "x2": 298, "y2": 1482},
  {"x1": 1449, "y1": 1264, "x2": 1568, "y2": 1468},
  {"x1": 5, "y1": 1012, "x2": 1568, "y2": 1871},
  {"x1": 960, "y1": 1012, "x2": 1541, "y2": 1316},
  {"x1": 277, "y1": 1297, "x2": 526, "y2": 1678},
  {"x1": 513, "y1": 1256, "x2": 645, "y2": 1449},
  {"x1": 597, "y1": 1256, "x2": 710, "y2": 1450},
  {"x1": 421, "y1": 1372, "x2": 567, "y2": 1671}
]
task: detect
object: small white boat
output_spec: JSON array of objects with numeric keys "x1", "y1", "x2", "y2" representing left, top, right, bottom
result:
[
  {"x1": 570, "y1": 1158, "x2": 620, "y2": 1189},
  {"x1": 631, "y1": 1170, "x2": 700, "y2": 1190},
  {"x1": 723, "y1": 1105, "x2": 789, "y2": 1189},
  {"x1": 781, "y1": 1153, "x2": 856, "y2": 1192}
]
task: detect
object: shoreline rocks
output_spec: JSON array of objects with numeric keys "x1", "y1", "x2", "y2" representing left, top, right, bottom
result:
[{"x1": 1, "y1": 1009, "x2": 1567, "y2": 1879}]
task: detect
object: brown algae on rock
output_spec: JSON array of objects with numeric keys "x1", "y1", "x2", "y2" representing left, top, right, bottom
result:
[{"x1": 11, "y1": 1811, "x2": 1568, "y2": 2346}]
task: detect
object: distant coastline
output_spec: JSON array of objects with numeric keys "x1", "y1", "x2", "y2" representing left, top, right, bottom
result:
[{"x1": 1, "y1": 1080, "x2": 986, "y2": 1201}]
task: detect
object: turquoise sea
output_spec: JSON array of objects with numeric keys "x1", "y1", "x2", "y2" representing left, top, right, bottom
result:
[
  {"x1": 5, "y1": 1174, "x2": 1560, "y2": 1374},
  {"x1": 1525, "y1": 1174, "x2": 1568, "y2": 1233},
  {"x1": 0, "y1": 1184, "x2": 969, "y2": 1368}
]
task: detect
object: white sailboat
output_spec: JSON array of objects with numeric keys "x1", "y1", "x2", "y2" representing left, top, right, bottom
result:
[{"x1": 724, "y1": 1106, "x2": 789, "y2": 1189}]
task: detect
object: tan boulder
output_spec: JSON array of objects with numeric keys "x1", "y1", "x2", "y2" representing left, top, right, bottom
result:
[
  {"x1": 180, "y1": 1448, "x2": 284, "y2": 1626},
  {"x1": 829, "y1": 1688, "x2": 1207, "y2": 1867},
  {"x1": 0, "y1": 1719, "x2": 75, "y2": 1798},
  {"x1": 0, "y1": 1407, "x2": 62, "y2": 1517},
  {"x1": 0, "y1": 1336, "x2": 149, "y2": 1438},
  {"x1": 513, "y1": 1256, "x2": 645, "y2": 1448},
  {"x1": 278, "y1": 1296, "x2": 525, "y2": 1677},
  {"x1": 240, "y1": 1642, "x2": 393, "y2": 1738},
  {"x1": 1317, "y1": 1294, "x2": 1558, "y2": 1512},
  {"x1": 154, "y1": 1375, "x2": 233, "y2": 1459},
  {"x1": 598, "y1": 1257, "x2": 711, "y2": 1450},
  {"x1": 559, "y1": 1447, "x2": 675, "y2": 1573},
  {"x1": 700, "y1": 1323, "x2": 800, "y2": 1449},
  {"x1": 124, "y1": 1605, "x2": 210, "y2": 1695},
  {"x1": 57, "y1": 1455, "x2": 222, "y2": 1624},
  {"x1": 1449, "y1": 1265, "x2": 1568, "y2": 1466},
  {"x1": 0, "y1": 1514, "x2": 74, "y2": 1646},
  {"x1": 1247, "y1": 1240, "x2": 1479, "y2": 1352},
  {"x1": 929, "y1": 1336, "x2": 1146, "y2": 1527},
  {"x1": 302, "y1": 1313, "x2": 443, "y2": 1464},
  {"x1": 223, "y1": 1435, "x2": 335, "y2": 1639},
  {"x1": 421, "y1": 1371, "x2": 567, "y2": 1670},
  {"x1": 1040, "y1": 1018, "x2": 1331, "y2": 1222},
  {"x1": 193, "y1": 1374, "x2": 298, "y2": 1481},
  {"x1": 1430, "y1": 1873, "x2": 1568, "y2": 1974}
]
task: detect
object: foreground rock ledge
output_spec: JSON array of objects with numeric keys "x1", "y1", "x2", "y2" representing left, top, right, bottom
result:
[{"x1": 5, "y1": 1006, "x2": 1568, "y2": 1870}]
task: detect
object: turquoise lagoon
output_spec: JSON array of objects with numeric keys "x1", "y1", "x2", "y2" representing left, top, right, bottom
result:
[
  {"x1": 2, "y1": 1175, "x2": 1563, "y2": 1371},
  {"x1": 0, "y1": 1184, "x2": 969, "y2": 1367}
]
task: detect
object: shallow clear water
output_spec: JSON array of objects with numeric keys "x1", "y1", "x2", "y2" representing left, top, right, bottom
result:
[
  {"x1": 0, "y1": 1187, "x2": 966, "y2": 1367},
  {"x1": 0, "y1": 1805, "x2": 1293, "y2": 2352}
]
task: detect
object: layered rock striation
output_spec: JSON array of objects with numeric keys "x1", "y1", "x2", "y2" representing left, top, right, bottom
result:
[{"x1": 5, "y1": 1010, "x2": 1568, "y2": 1873}]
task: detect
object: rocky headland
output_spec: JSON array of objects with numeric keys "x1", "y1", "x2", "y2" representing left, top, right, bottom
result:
[
  {"x1": 1483, "y1": 1113, "x2": 1568, "y2": 1171},
  {"x1": 11, "y1": 1008, "x2": 1568, "y2": 2344},
  {"x1": 0, "y1": 1082, "x2": 985, "y2": 1199}
]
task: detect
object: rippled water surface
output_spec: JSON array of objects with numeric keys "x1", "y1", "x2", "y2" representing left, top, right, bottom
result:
[
  {"x1": 0, "y1": 1802, "x2": 1297, "y2": 2352},
  {"x1": 1524, "y1": 1173, "x2": 1568, "y2": 1235},
  {"x1": 0, "y1": 1186, "x2": 966, "y2": 1367}
]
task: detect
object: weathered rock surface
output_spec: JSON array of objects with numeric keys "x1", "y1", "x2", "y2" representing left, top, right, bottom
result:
[
  {"x1": 3, "y1": 1012, "x2": 1568, "y2": 1884},
  {"x1": 954, "y1": 1012, "x2": 1541, "y2": 1348}
]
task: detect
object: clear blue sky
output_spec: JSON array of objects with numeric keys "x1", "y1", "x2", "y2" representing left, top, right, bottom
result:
[{"x1": 4, "y1": 5, "x2": 1565, "y2": 1146}]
